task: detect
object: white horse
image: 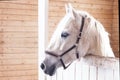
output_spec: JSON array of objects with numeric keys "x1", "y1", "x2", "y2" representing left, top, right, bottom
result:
[{"x1": 40, "y1": 4, "x2": 114, "y2": 76}]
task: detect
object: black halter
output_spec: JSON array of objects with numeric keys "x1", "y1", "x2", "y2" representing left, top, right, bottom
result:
[{"x1": 46, "y1": 16, "x2": 85, "y2": 69}]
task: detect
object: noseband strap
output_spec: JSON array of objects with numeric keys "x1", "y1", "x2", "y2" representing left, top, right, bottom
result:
[{"x1": 46, "y1": 16, "x2": 85, "y2": 69}]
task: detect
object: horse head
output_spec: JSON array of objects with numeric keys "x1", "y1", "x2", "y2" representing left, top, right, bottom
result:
[{"x1": 40, "y1": 3, "x2": 114, "y2": 76}]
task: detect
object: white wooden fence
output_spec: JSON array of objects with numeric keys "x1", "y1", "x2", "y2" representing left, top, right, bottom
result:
[{"x1": 45, "y1": 55, "x2": 119, "y2": 80}]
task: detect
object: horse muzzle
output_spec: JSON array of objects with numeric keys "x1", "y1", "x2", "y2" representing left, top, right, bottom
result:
[{"x1": 40, "y1": 63, "x2": 56, "y2": 76}]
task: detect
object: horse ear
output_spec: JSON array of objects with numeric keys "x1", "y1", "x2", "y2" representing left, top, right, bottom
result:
[
  {"x1": 72, "y1": 8, "x2": 77, "y2": 19},
  {"x1": 66, "y1": 3, "x2": 77, "y2": 19},
  {"x1": 84, "y1": 16, "x2": 91, "y2": 30},
  {"x1": 85, "y1": 15, "x2": 91, "y2": 24},
  {"x1": 65, "y1": 4, "x2": 68, "y2": 13},
  {"x1": 68, "y1": 3, "x2": 73, "y2": 10},
  {"x1": 65, "y1": 3, "x2": 73, "y2": 13},
  {"x1": 87, "y1": 17, "x2": 91, "y2": 23}
]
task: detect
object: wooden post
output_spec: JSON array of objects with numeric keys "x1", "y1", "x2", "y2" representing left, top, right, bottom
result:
[{"x1": 38, "y1": 0, "x2": 48, "y2": 80}]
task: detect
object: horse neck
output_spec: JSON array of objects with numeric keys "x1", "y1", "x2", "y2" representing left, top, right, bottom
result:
[
  {"x1": 90, "y1": 21, "x2": 114, "y2": 57},
  {"x1": 78, "y1": 19, "x2": 114, "y2": 57}
]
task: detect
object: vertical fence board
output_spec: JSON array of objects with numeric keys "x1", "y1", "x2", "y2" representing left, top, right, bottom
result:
[
  {"x1": 90, "y1": 66, "x2": 97, "y2": 80},
  {"x1": 81, "y1": 64, "x2": 89, "y2": 80},
  {"x1": 98, "y1": 68, "x2": 105, "y2": 80},
  {"x1": 75, "y1": 62, "x2": 82, "y2": 80},
  {"x1": 52, "y1": 73, "x2": 57, "y2": 80},
  {"x1": 104, "y1": 69, "x2": 114, "y2": 80},
  {"x1": 62, "y1": 63, "x2": 75, "y2": 80},
  {"x1": 114, "y1": 70, "x2": 119, "y2": 80},
  {"x1": 56, "y1": 68, "x2": 63, "y2": 80},
  {"x1": 62, "y1": 68, "x2": 68, "y2": 80},
  {"x1": 46, "y1": 75, "x2": 52, "y2": 80}
]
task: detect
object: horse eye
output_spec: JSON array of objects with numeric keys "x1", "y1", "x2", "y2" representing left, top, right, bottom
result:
[{"x1": 61, "y1": 32, "x2": 69, "y2": 38}]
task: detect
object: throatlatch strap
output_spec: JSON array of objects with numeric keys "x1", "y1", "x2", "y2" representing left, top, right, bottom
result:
[
  {"x1": 76, "y1": 52, "x2": 79, "y2": 59},
  {"x1": 76, "y1": 17, "x2": 85, "y2": 44},
  {"x1": 75, "y1": 17, "x2": 84, "y2": 59}
]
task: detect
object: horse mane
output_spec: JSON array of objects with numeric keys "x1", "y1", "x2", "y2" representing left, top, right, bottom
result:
[
  {"x1": 78, "y1": 11, "x2": 114, "y2": 57},
  {"x1": 95, "y1": 20, "x2": 114, "y2": 57}
]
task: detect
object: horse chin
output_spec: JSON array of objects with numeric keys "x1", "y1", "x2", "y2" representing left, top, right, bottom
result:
[
  {"x1": 45, "y1": 65, "x2": 57, "y2": 76},
  {"x1": 48, "y1": 69, "x2": 56, "y2": 76}
]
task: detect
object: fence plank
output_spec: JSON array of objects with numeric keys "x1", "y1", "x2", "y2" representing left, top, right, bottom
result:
[
  {"x1": 75, "y1": 61, "x2": 82, "y2": 80},
  {"x1": 62, "y1": 63, "x2": 75, "y2": 80},
  {"x1": 81, "y1": 64, "x2": 89, "y2": 80},
  {"x1": 90, "y1": 66, "x2": 97, "y2": 80},
  {"x1": 46, "y1": 75, "x2": 52, "y2": 80},
  {"x1": 104, "y1": 69, "x2": 114, "y2": 80},
  {"x1": 62, "y1": 68, "x2": 68, "y2": 80},
  {"x1": 56, "y1": 68, "x2": 63, "y2": 80},
  {"x1": 98, "y1": 68, "x2": 105, "y2": 80},
  {"x1": 52, "y1": 73, "x2": 57, "y2": 80},
  {"x1": 114, "y1": 69, "x2": 119, "y2": 80}
]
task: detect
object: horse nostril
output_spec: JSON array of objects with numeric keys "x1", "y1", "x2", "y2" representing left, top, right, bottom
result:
[{"x1": 40, "y1": 63, "x2": 45, "y2": 70}]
